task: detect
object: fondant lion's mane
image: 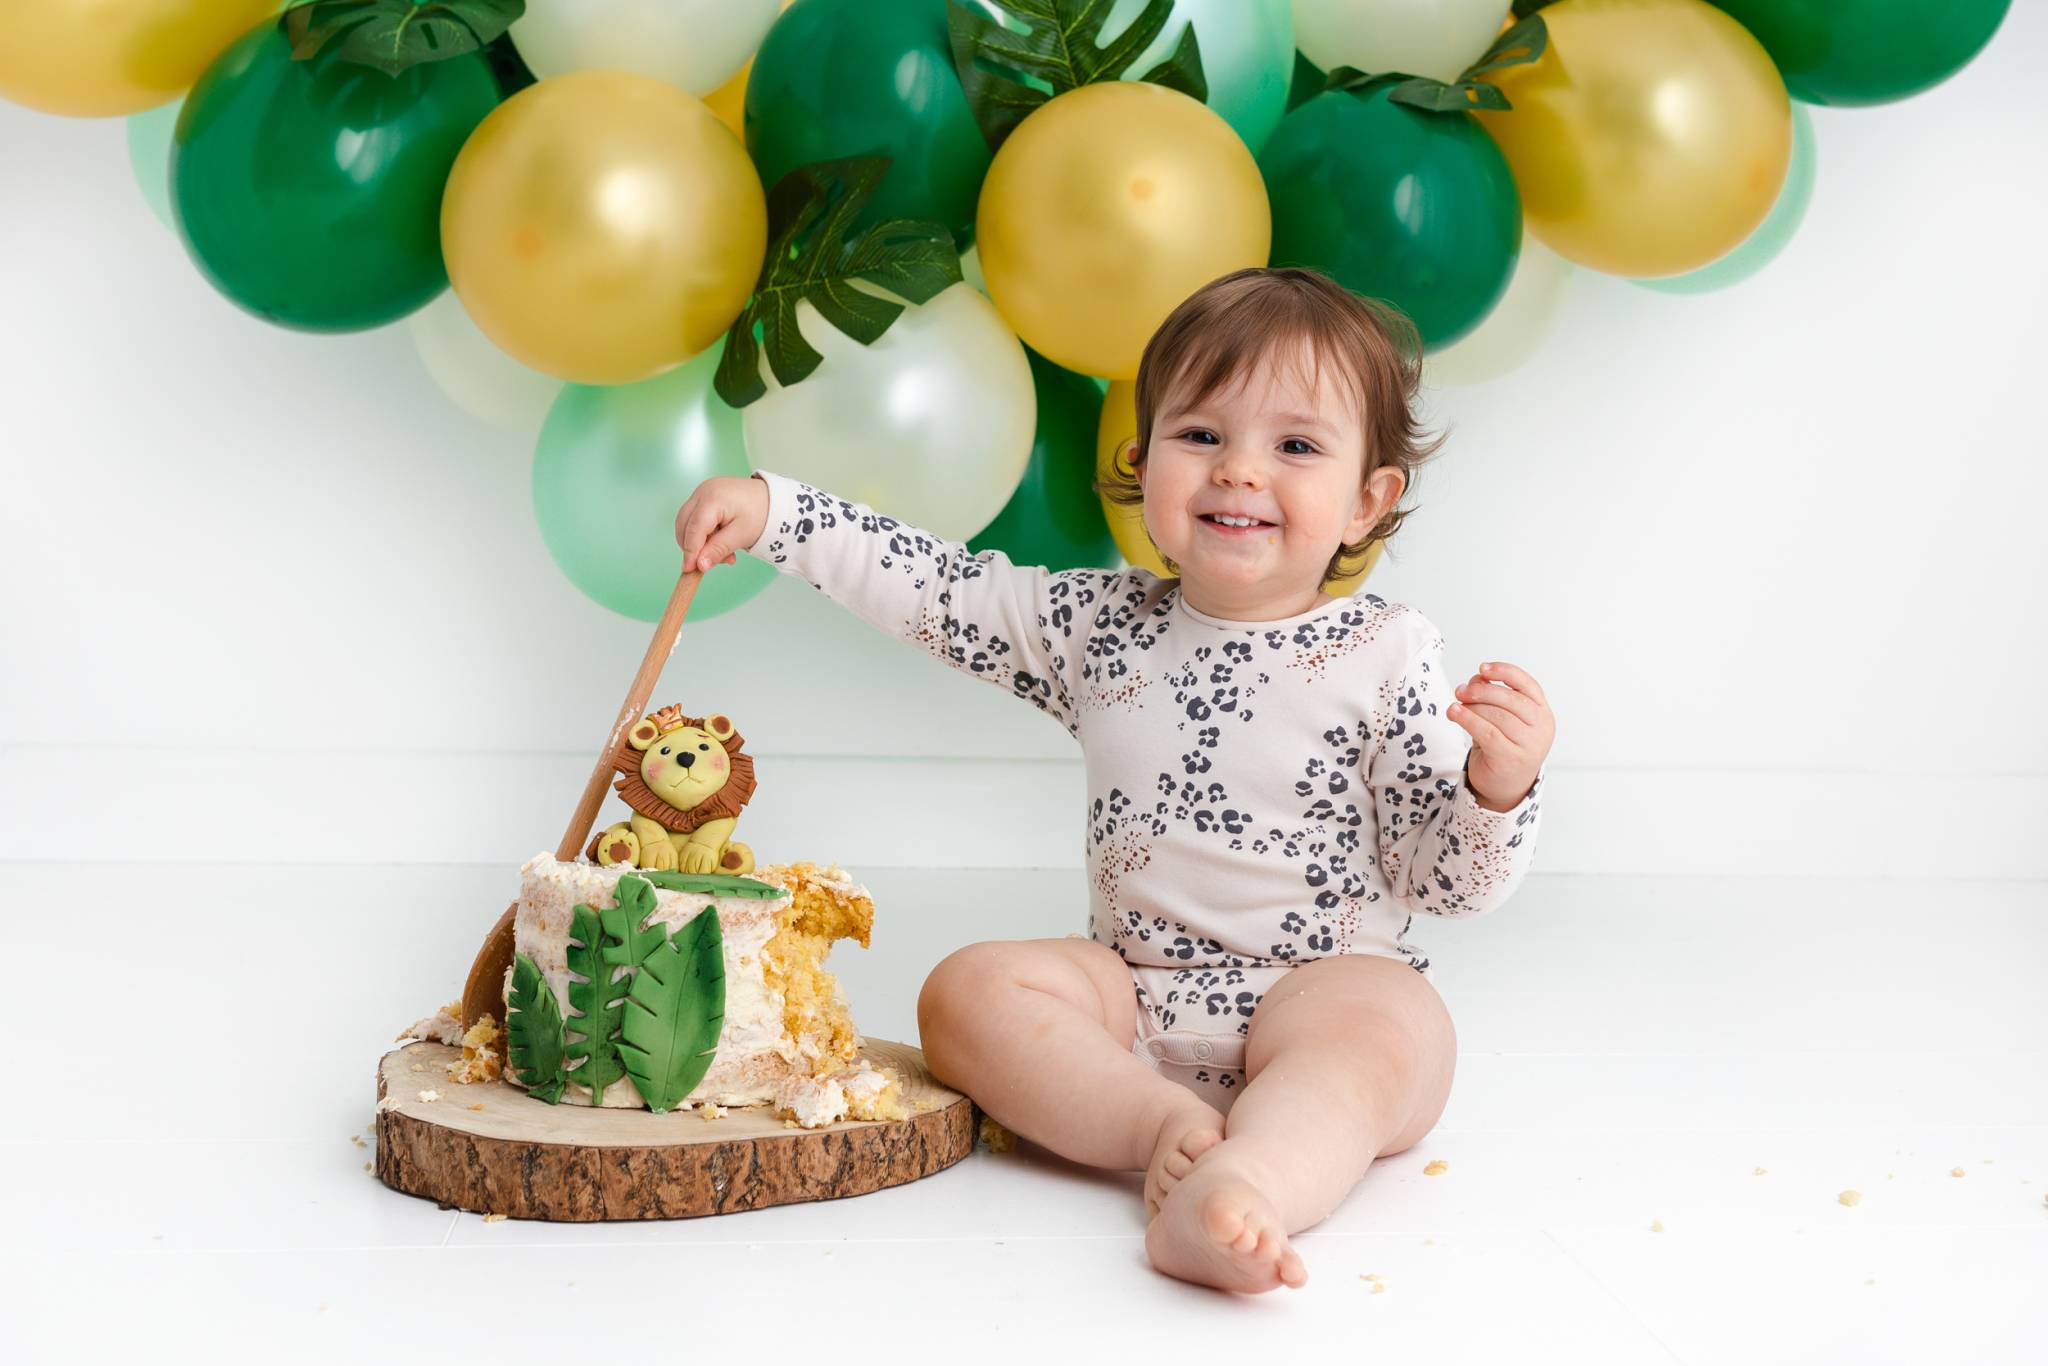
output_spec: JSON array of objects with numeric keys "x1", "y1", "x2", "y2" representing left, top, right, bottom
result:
[{"x1": 609, "y1": 710, "x2": 757, "y2": 834}]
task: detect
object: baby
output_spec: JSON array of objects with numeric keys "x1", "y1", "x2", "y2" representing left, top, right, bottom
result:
[{"x1": 674, "y1": 266, "x2": 1556, "y2": 1294}]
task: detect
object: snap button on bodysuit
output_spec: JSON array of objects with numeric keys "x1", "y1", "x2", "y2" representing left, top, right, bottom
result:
[{"x1": 1193, "y1": 1039, "x2": 1214, "y2": 1061}]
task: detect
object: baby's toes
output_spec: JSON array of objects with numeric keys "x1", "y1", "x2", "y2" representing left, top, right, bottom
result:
[{"x1": 1278, "y1": 1244, "x2": 1308, "y2": 1288}]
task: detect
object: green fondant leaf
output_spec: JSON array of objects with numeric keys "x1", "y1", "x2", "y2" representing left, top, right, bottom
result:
[
  {"x1": 713, "y1": 156, "x2": 962, "y2": 409},
  {"x1": 600, "y1": 875, "x2": 670, "y2": 974},
  {"x1": 635, "y1": 870, "x2": 786, "y2": 899},
  {"x1": 280, "y1": 0, "x2": 524, "y2": 76},
  {"x1": 946, "y1": 0, "x2": 1209, "y2": 151},
  {"x1": 618, "y1": 906, "x2": 727, "y2": 1114},
  {"x1": 563, "y1": 902, "x2": 628, "y2": 1105},
  {"x1": 506, "y1": 953, "x2": 566, "y2": 1104}
]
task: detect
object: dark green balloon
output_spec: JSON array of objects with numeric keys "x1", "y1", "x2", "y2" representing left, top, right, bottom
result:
[
  {"x1": 1286, "y1": 49, "x2": 1325, "y2": 114},
  {"x1": 170, "y1": 20, "x2": 500, "y2": 332},
  {"x1": 745, "y1": 0, "x2": 991, "y2": 247},
  {"x1": 1258, "y1": 85, "x2": 1520, "y2": 351},
  {"x1": 1710, "y1": 0, "x2": 2009, "y2": 107},
  {"x1": 969, "y1": 350, "x2": 1116, "y2": 572}
]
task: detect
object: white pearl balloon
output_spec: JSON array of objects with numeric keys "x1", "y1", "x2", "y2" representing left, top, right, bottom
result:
[
  {"x1": 410, "y1": 289, "x2": 565, "y2": 435},
  {"x1": 511, "y1": 0, "x2": 783, "y2": 94},
  {"x1": 741, "y1": 283, "x2": 1036, "y2": 543},
  {"x1": 1421, "y1": 231, "x2": 1573, "y2": 387},
  {"x1": 1292, "y1": 0, "x2": 1507, "y2": 85}
]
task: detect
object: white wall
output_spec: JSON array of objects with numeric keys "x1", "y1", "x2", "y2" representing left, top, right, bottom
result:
[{"x1": 4, "y1": 8, "x2": 2044, "y2": 877}]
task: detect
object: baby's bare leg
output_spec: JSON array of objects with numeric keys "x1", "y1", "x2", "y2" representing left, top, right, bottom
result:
[
  {"x1": 1144, "y1": 955, "x2": 1456, "y2": 1293},
  {"x1": 917, "y1": 938, "x2": 1224, "y2": 1178}
]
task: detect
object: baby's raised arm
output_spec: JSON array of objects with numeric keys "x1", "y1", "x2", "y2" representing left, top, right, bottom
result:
[{"x1": 682, "y1": 471, "x2": 1107, "y2": 737}]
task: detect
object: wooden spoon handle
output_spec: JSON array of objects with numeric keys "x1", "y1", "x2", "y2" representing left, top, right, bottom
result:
[
  {"x1": 462, "y1": 566, "x2": 703, "y2": 1037},
  {"x1": 554, "y1": 566, "x2": 704, "y2": 860}
]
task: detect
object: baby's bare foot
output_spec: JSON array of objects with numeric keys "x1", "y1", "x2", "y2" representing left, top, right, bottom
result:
[
  {"x1": 1143, "y1": 1100, "x2": 1225, "y2": 1220},
  {"x1": 1145, "y1": 1145, "x2": 1309, "y2": 1293}
]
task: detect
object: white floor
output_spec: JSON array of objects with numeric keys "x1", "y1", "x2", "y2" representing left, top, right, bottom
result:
[{"x1": 4, "y1": 861, "x2": 2043, "y2": 1364}]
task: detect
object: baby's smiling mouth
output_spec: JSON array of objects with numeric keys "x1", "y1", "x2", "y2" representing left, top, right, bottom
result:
[{"x1": 1200, "y1": 513, "x2": 1279, "y2": 531}]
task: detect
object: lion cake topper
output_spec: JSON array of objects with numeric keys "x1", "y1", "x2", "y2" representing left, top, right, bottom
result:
[{"x1": 587, "y1": 705, "x2": 757, "y2": 874}]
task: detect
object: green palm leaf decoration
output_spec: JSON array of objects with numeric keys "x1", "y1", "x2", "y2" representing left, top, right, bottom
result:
[
  {"x1": 506, "y1": 953, "x2": 567, "y2": 1105},
  {"x1": 600, "y1": 875, "x2": 670, "y2": 977},
  {"x1": 946, "y1": 0, "x2": 1208, "y2": 151},
  {"x1": 713, "y1": 156, "x2": 962, "y2": 409},
  {"x1": 618, "y1": 906, "x2": 727, "y2": 1114},
  {"x1": 281, "y1": 0, "x2": 525, "y2": 76},
  {"x1": 563, "y1": 902, "x2": 628, "y2": 1105}
]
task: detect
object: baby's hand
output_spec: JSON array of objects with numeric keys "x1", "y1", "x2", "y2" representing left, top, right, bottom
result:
[
  {"x1": 1448, "y1": 660, "x2": 1554, "y2": 812},
  {"x1": 674, "y1": 473, "x2": 770, "y2": 575}
]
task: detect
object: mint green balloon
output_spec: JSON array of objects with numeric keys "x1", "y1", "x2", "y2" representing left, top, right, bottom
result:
[
  {"x1": 1105, "y1": 0, "x2": 1294, "y2": 152},
  {"x1": 127, "y1": 98, "x2": 182, "y2": 231},
  {"x1": 1636, "y1": 103, "x2": 1817, "y2": 295},
  {"x1": 533, "y1": 342, "x2": 775, "y2": 623}
]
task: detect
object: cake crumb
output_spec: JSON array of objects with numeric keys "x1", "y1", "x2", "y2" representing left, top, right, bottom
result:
[
  {"x1": 349, "y1": 1135, "x2": 366, "y2": 1148},
  {"x1": 1359, "y1": 1273, "x2": 1386, "y2": 1294},
  {"x1": 1649, "y1": 1219, "x2": 1664, "y2": 1232},
  {"x1": 483, "y1": 1213, "x2": 507, "y2": 1224},
  {"x1": 1865, "y1": 1278, "x2": 1877, "y2": 1287},
  {"x1": 1951, "y1": 1167, "x2": 1966, "y2": 1177},
  {"x1": 362, "y1": 1161, "x2": 371, "y2": 1173},
  {"x1": 979, "y1": 1116, "x2": 1017, "y2": 1152},
  {"x1": 1839, "y1": 1190, "x2": 1862, "y2": 1206},
  {"x1": 698, "y1": 1103, "x2": 728, "y2": 1122},
  {"x1": 417, "y1": 1089, "x2": 441, "y2": 1103},
  {"x1": 1423, "y1": 1159, "x2": 1449, "y2": 1176},
  {"x1": 1753, "y1": 1166, "x2": 1767, "y2": 1176}
]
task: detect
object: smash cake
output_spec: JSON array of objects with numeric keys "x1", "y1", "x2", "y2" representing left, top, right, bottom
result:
[{"x1": 399, "y1": 704, "x2": 908, "y2": 1130}]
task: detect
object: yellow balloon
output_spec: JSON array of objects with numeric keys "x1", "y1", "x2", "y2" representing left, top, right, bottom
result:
[
  {"x1": 441, "y1": 71, "x2": 768, "y2": 386},
  {"x1": 977, "y1": 81, "x2": 1271, "y2": 381},
  {"x1": 1096, "y1": 381, "x2": 1382, "y2": 593},
  {"x1": 1473, "y1": 0, "x2": 1791, "y2": 279},
  {"x1": 0, "y1": 0, "x2": 279, "y2": 118}
]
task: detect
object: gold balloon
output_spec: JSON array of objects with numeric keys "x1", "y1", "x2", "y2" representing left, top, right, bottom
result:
[
  {"x1": 1473, "y1": 0, "x2": 1791, "y2": 279},
  {"x1": 441, "y1": 71, "x2": 768, "y2": 386},
  {"x1": 1096, "y1": 381, "x2": 1382, "y2": 593},
  {"x1": 0, "y1": 0, "x2": 279, "y2": 117},
  {"x1": 977, "y1": 81, "x2": 1271, "y2": 381}
]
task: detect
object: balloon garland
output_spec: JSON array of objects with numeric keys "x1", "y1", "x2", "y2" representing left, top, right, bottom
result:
[{"x1": 11, "y1": 0, "x2": 2012, "y2": 620}]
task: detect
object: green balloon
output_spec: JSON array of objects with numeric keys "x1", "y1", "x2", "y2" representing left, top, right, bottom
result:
[
  {"x1": 1259, "y1": 84, "x2": 1521, "y2": 350},
  {"x1": 1286, "y1": 50, "x2": 1326, "y2": 115},
  {"x1": 126, "y1": 98, "x2": 182, "y2": 231},
  {"x1": 533, "y1": 342, "x2": 775, "y2": 624},
  {"x1": 746, "y1": 0, "x2": 992, "y2": 246},
  {"x1": 969, "y1": 350, "x2": 1116, "y2": 572},
  {"x1": 1710, "y1": 0, "x2": 2010, "y2": 107},
  {"x1": 1105, "y1": 0, "x2": 1296, "y2": 153},
  {"x1": 170, "y1": 20, "x2": 500, "y2": 332},
  {"x1": 1637, "y1": 103, "x2": 1816, "y2": 295}
]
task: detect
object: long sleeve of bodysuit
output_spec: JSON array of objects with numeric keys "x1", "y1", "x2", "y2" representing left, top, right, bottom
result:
[
  {"x1": 742, "y1": 469, "x2": 1102, "y2": 737},
  {"x1": 1368, "y1": 628, "x2": 1547, "y2": 919}
]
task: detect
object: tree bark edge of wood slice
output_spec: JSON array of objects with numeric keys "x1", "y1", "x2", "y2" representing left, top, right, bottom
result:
[{"x1": 374, "y1": 1038, "x2": 981, "y2": 1221}]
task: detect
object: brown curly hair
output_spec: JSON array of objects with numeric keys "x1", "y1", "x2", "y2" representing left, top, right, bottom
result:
[{"x1": 1095, "y1": 266, "x2": 1446, "y2": 584}]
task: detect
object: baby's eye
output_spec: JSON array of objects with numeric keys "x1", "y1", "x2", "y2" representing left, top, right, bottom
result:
[
  {"x1": 1281, "y1": 438, "x2": 1319, "y2": 455},
  {"x1": 1178, "y1": 428, "x2": 1218, "y2": 445}
]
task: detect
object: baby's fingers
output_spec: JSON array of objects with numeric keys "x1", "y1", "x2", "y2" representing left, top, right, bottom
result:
[{"x1": 1448, "y1": 699, "x2": 1519, "y2": 753}]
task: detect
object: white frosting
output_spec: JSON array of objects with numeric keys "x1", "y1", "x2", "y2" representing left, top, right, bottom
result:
[
  {"x1": 507, "y1": 855, "x2": 801, "y2": 1108},
  {"x1": 774, "y1": 1072, "x2": 850, "y2": 1128}
]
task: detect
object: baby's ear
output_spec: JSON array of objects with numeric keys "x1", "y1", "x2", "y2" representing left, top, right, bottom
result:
[
  {"x1": 703, "y1": 714, "x2": 736, "y2": 742},
  {"x1": 627, "y1": 718, "x2": 665, "y2": 751}
]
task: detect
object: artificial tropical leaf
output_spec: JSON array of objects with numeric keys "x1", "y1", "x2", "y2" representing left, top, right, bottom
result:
[
  {"x1": 713, "y1": 156, "x2": 962, "y2": 409},
  {"x1": 506, "y1": 953, "x2": 566, "y2": 1104},
  {"x1": 1510, "y1": 0, "x2": 1559, "y2": 18},
  {"x1": 618, "y1": 906, "x2": 727, "y2": 1114},
  {"x1": 947, "y1": 0, "x2": 1208, "y2": 151},
  {"x1": 280, "y1": 0, "x2": 524, "y2": 77},
  {"x1": 637, "y1": 870, "x2": 785, "y2": 899},
  {"x1": 1326, "y1": 16, "x2": 1546, "y2": 115},
  {"x1": 563, "y1": 902, "x2": 627, "y2": 1105}
]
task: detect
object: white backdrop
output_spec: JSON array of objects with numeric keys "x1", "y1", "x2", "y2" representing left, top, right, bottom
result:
[{"x1": 3, "y1": 8, "x2": 2044, "y2": 878}]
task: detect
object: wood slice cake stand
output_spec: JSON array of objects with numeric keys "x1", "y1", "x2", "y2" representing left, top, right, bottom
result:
[{"x1": 376, "y1": 1038, "x2": 977, "y2": 1221}]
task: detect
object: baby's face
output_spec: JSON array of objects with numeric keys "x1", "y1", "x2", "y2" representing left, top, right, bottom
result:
[{"x1": 1138, "y1": 348, "x2": 1379, "y2": 620}]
